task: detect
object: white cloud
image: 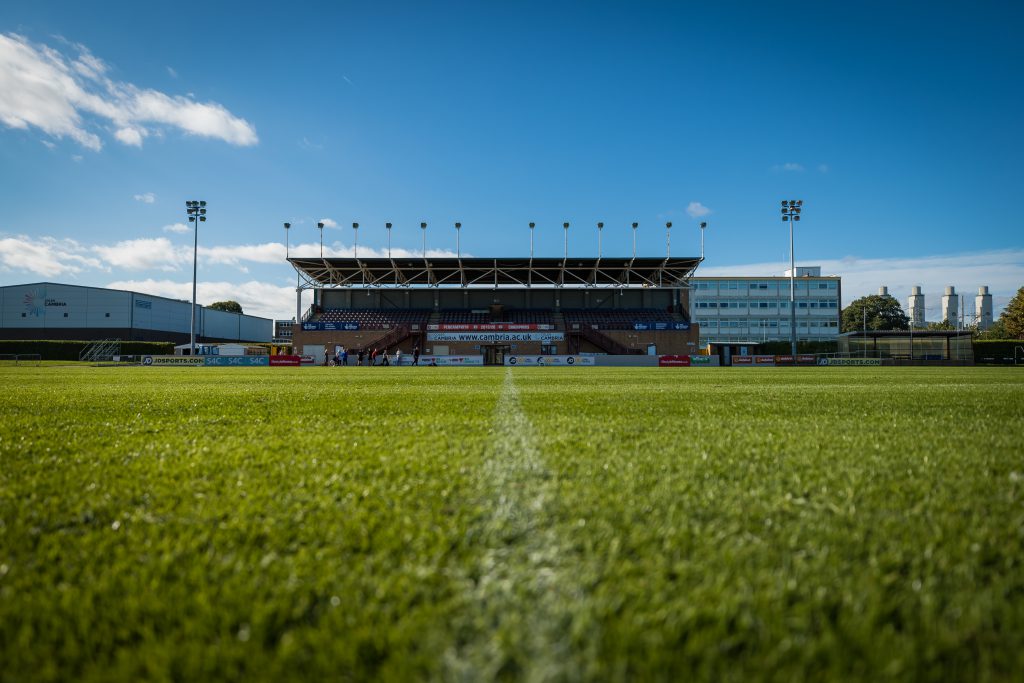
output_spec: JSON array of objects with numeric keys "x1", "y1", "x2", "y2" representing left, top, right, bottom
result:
[
  {"x1": 0, "y1": 33, "x2": 258, "y2": 149},
  {"x1": 92, "y1": 237, "x2": 190, "y2": 271},
  {"x1": 686, "y1": 202, "x2": 711, "y2": 219},
  {"x1": 133, "y1": 191, "x2": 155, "y2": 204},
  {"x1": 115, "y1": 127, "x2": 145, "y2": 146},
  {"x1": 162, "y1": 222, "x2": 190, "y2": 234},
  {"x1": 772, "y1": 163, "x2": 805, "y2": 172},
  {"x1": 0, "y1": 234, "x2": 101, "y2": 276},
  {"x1": 199, "y1": 242, "x2": 285, "y2": 266},
  {"x1": 699, "y1": 249, "x2": 1024, "y2": 318},
  {"x1": 105, "y1": 278, "x2": 294, "y2": 320},
  {"x1": 166, "y1": 66, "x2": 178, "y2": 79},
  {"x1": 319, "y1": 218, "x2": 338, "y2": 228}
]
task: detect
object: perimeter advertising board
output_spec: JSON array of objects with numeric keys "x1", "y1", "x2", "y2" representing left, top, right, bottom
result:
[
  {"x1": 818, "y1": 358, "x2": 882, "y2": 366},
  {"x1": 427, "y1": 332, "x2": 564, "y2": 342},
  {"x1": 632, "y1": 322, "x2": 690, "y2": 331},
  {"x1": 504, "y1": 355, "x2": 595, "y2": 366},
  {"x1": 142, "y1": 355, "x2": 203, "y2": 366},
  {"x1": 301, "y1": 322, "x2": 361, "y2": 331},
  {"x1": 204, "y1": 356, "x2": 269, "y2": 367},
  {"x1": 418, "y1": 355, "x2": 485, "y2": 366},
  {"x1": 269, "y1": 355, "x2": 302, "y2": 366},
  {"x1": 658, "y1": 355, "x2": 691, "y2": 367},
  {"x1": 427, "y1": 323, "x2": 553, "y2": 331}
]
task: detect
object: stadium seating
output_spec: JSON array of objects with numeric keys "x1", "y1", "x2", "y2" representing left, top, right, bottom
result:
[
  {"x1": 315, "y1": 308, "x2": 430, "y2": 329},
  {"x1": 563, "y1": 308, "x2": 675, "y2": 330},
  {"x1": 438, "y1": 309, "x2": 554, "y2": 325}
]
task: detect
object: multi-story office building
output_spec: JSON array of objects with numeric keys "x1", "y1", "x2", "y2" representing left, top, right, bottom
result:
[
  {"x1": 689, "y1": 267, "x2": 841, "y2": 346},
  {"x1": 273, "y1": 319, "x2": 294, "y2": 344}
]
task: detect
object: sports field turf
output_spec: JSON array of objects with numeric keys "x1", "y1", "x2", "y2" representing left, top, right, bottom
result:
[{"x1": 1, "y1": 366, "x2": 1023, "y2": 681}]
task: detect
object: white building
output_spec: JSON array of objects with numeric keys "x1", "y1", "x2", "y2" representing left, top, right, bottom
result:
[
  {"x1": 940, "y1": 286, "x2": 959, "y2": 327},
  {"x1": 0, "y1": 282, "x2": 272, "y2": 343},
  {"x1": 908, "y1": 286, "x2": 926, "y2": 328},
  {"x1": 690, "y1": 267, "x2": 841, "y2": 346},
  {"x1": 975, "y1": 286, "x2": 993, "y2": 331}
]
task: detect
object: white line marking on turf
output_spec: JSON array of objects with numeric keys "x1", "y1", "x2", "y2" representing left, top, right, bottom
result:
[{"x1": 444, "y1": 369, "x2": 581, "y2": 682}]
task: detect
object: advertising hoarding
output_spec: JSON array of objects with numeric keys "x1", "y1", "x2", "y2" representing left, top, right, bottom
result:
[
  {"x1": 427, "y1": 332, "x2": 564, "y2": 342},
  {"x1": 504, "y1": 355, "x2": 595, "y2": 366},
  {"x1": 301, "y1": 322, "x2": 361, "y2": 331}
]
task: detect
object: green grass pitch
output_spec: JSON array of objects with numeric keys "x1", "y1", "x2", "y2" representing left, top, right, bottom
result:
[{"x1": 1, "y1": 366, "x2": 1023, "y2": 681}]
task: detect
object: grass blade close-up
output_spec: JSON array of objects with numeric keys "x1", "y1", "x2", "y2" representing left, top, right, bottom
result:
[{"x1": 1, "y1": 366, "x2": 1023, "y2": 681}]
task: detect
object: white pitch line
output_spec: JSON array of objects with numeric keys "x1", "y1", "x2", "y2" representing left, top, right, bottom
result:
[{"x1": 444, "y1": 369, "x2": 581, "y2": 682}]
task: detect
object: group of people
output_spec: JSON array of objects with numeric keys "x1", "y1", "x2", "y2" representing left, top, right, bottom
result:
[{"x1": 329, "y1": 344, "x2": 432, "y2": 366}]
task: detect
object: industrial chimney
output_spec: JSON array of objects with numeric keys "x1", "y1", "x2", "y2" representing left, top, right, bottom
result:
[
  {"x1": 976, "y1": 286, "x2": 993, "y2": 331},
  {"x1": 941, "y1": 286, "x2": 959, "y2": 327},
  {"x1": 908, "y1": 286, "x2": 925, "y2": 328}
]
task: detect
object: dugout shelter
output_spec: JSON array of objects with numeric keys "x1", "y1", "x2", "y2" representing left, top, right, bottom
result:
[{"x1": 289, "y1": 255, "x2": 702, "y2": 365}]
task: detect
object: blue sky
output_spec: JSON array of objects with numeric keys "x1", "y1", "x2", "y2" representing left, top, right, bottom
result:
[{"x1": 1, "y1": 1, "x2": 1021, "y2": 319}]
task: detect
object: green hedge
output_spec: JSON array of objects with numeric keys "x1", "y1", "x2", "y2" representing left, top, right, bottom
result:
[
  {"x1": 973, "y1": 340, "x2": 1024, "y2": 364},
  {"x1": 0, "y1": 340, "x2": 175, "y2": 361}
]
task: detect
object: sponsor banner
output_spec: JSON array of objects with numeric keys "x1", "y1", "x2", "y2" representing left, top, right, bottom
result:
[
  {"x1": 505, "y1": 355, "x2": 595, "y2": 366},
  {"x1": 299, "y1": 355, "x2": 317, "y2": 365},
  {"x1": 413, "y1": 355, "x2": 484, "y2": 366},
  {"x1": 204, "y1": 356, "x2": 270, "y2": 367},
  {"x1": 301, "y1": 321, "x2": 361, "y2": 331},
  {"x1": 689, "y1": 354, "x2": 716, "y2": 366},
  {"x1": 632, "y1": 321, "x2": 691, "y2": 331},
  {"x1": 732, "y1": 355, "x2": 753, "y2": 365},
  {"x1": 775, "y1": 355, "x2": 795, "y2": 364},
  {"x1": 754, "y1": 355, "x2": 776, "y2": 366},
  {"x1": 658, "y1": 355, "x2": 691, "y2": 367},
  {"x1": 427, "y1": 332, "x2": 564, "y2": 342},
  {"x1": 427, "y1": 323, "x2": 553, "y2": 331},
  {"x1": 818, "y1": 357, "x2": 882, "y2": 366},
  {"x1": 797, "y1": 354, "x2": 817, "y2": 364},
  {"x1": 269, "y1": 355, "x2": 301, "y2": 366},
  {"x1": 143, "y1": 355, "x2": 203, "y2": 366}
]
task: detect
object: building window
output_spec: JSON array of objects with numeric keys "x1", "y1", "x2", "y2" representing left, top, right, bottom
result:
[
  {"x1": 63, "y1": 312, "x2": 68, "y2": 318},
  {"x1": 105, "y1": 313, "x2": 110, "y2": 318}
]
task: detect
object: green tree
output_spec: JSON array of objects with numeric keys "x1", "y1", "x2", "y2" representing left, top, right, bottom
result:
[
  {"x1": 927, "y1": 319, "x2": 956, "y2": 331},
  {"x1": 841, "y1": 294, "x2": 909, "y2": 333},
  {"x1": 209, "y1": 300, "x2": 243, "y2": 314},
  {"x1": 1001, "y1": 286, "x2": 1024, "y2": 339},
  {"x1": 975, "y1": 317, "x2": 1010, "y2": 340}
]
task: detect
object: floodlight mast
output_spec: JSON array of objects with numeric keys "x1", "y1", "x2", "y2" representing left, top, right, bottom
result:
[
  {"x1": 781, "y1": 200, "x2": 804, "y2": 356},
  {"x1": 386, "y1": 222, "x2": 392, "y2": 257},
  {"x1": 421, "y1": 222, "x2": 427, "y2": 257},
  {"x1": 317, "y1": 222, "x2": 325, "y2": 258},
  {"x1": 185, "y1": 200, "x2": 207, "y2": 357},
  {"x1": 597, "y1": 222, "x2": 604, "y2": 258},
  {"x1": 529, "y1": 222, "x2": 535, "y2": 259},
  {"x1": 352, "y1": 223, "x2": 359, "y2": 258},
  {"x1": 631, "y1": 222, "x2": 639, "y2": 259},
  {"x1": 563, "y1": 222, "x2": 569, "y2": 259},
  {"x1": 455, "y1": 222, "x2": 461, "y2": 259},
  {"x1": 665, "y1": 222, "x2": 672, "y2": 257},
  {"x1": 699, "y1": 221, "x2": 707, "y2": 261}
]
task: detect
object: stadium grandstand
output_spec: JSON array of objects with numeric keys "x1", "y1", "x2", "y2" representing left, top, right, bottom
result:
[{"x1": 288, "y1": 256, "x2": 702, "y2": 364}]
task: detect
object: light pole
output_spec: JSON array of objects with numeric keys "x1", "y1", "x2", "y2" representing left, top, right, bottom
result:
[
  {"x1": 283, "y1": 222, "x2": 291, "y2": 259},
  {"x1": 781, "y1": 200, "x2": 803, "y2": 356},
  {"x1": 597, "y1": 222, "x2": 604, "y2": 258},
  {"x1": 421, "y1": 222, "x2": 427, "y2": 257},
  {"x1": 317, "y1": 221, "x2": 324, "y2": 258},
  {"x1": 665, "y1": 222, "x2": 672, "y2": 257},
  {"x1": 386, "y1": 222, "x2": 392, "y2": 258},
  {"x1": 455, "y1": 222, "x2": 462, "y2": 259},
  {"x1": 529, "y1": 222, "x2": 535, "y2": 259},
  {"x1": 185, "y1": 200, "x2": 206, "y2": 357},
  {"x1": 631, "y1": 222, "x2": 639, "y2": 258},
  {"x1": 699, "y1": 221, "x2": 707, "y2": 260},
  {"x1": 563, "y1": 222, "x2": 569, "y2": 259},
  {"x1": 352, "y1": 222, "x2": 359, "y2": 258}
]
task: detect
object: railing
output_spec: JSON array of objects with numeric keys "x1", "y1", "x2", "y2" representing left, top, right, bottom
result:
[
  {"x1": 79, "y1": 339, "x2": 121, "y2": 362},
  {"x1": 576, "y1": 327, "x2": 641, "y2": 355},
  {"x1": 369, "y1": 325, "x2": 413, "y2": 352}
]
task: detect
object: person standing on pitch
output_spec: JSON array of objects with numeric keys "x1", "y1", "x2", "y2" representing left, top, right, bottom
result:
[
  {"x1": 412, "y1": 345, "x2": 420, "y2": 366},
  {"x1": 395, "y1": 348, "x2": 402, "y2": 366},
  {"x1": 357, "y1": 348, "x2": 364, "y2": 366},
  {"x1": 334, "y1": 343, "x2": 342, "y2": 366},
  {"x1": 381, "y1": 348, "x2": 390, "y2": 366},
  {"x1": 370, "y1": 347, "x2": 378, "y2": 366},
  {"x1": 341, "y1": 346, "x2": 349, "y2": 366}
]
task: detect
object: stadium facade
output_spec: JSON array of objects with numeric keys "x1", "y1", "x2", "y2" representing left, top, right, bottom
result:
[
  {"x1": 0, "y1": 282, "x2": 272, "y2": 343},
  {"x1": 288, "y1": 255, "x2": 702, "y2": 364},
  {"x1": 689, "y1": 267, "x2": 841, "y2": 346}
]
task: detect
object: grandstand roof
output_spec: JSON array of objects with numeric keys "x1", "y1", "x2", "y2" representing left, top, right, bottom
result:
[{"x1": 288, "y1": 256, "x2": 702, "y2": 289}]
